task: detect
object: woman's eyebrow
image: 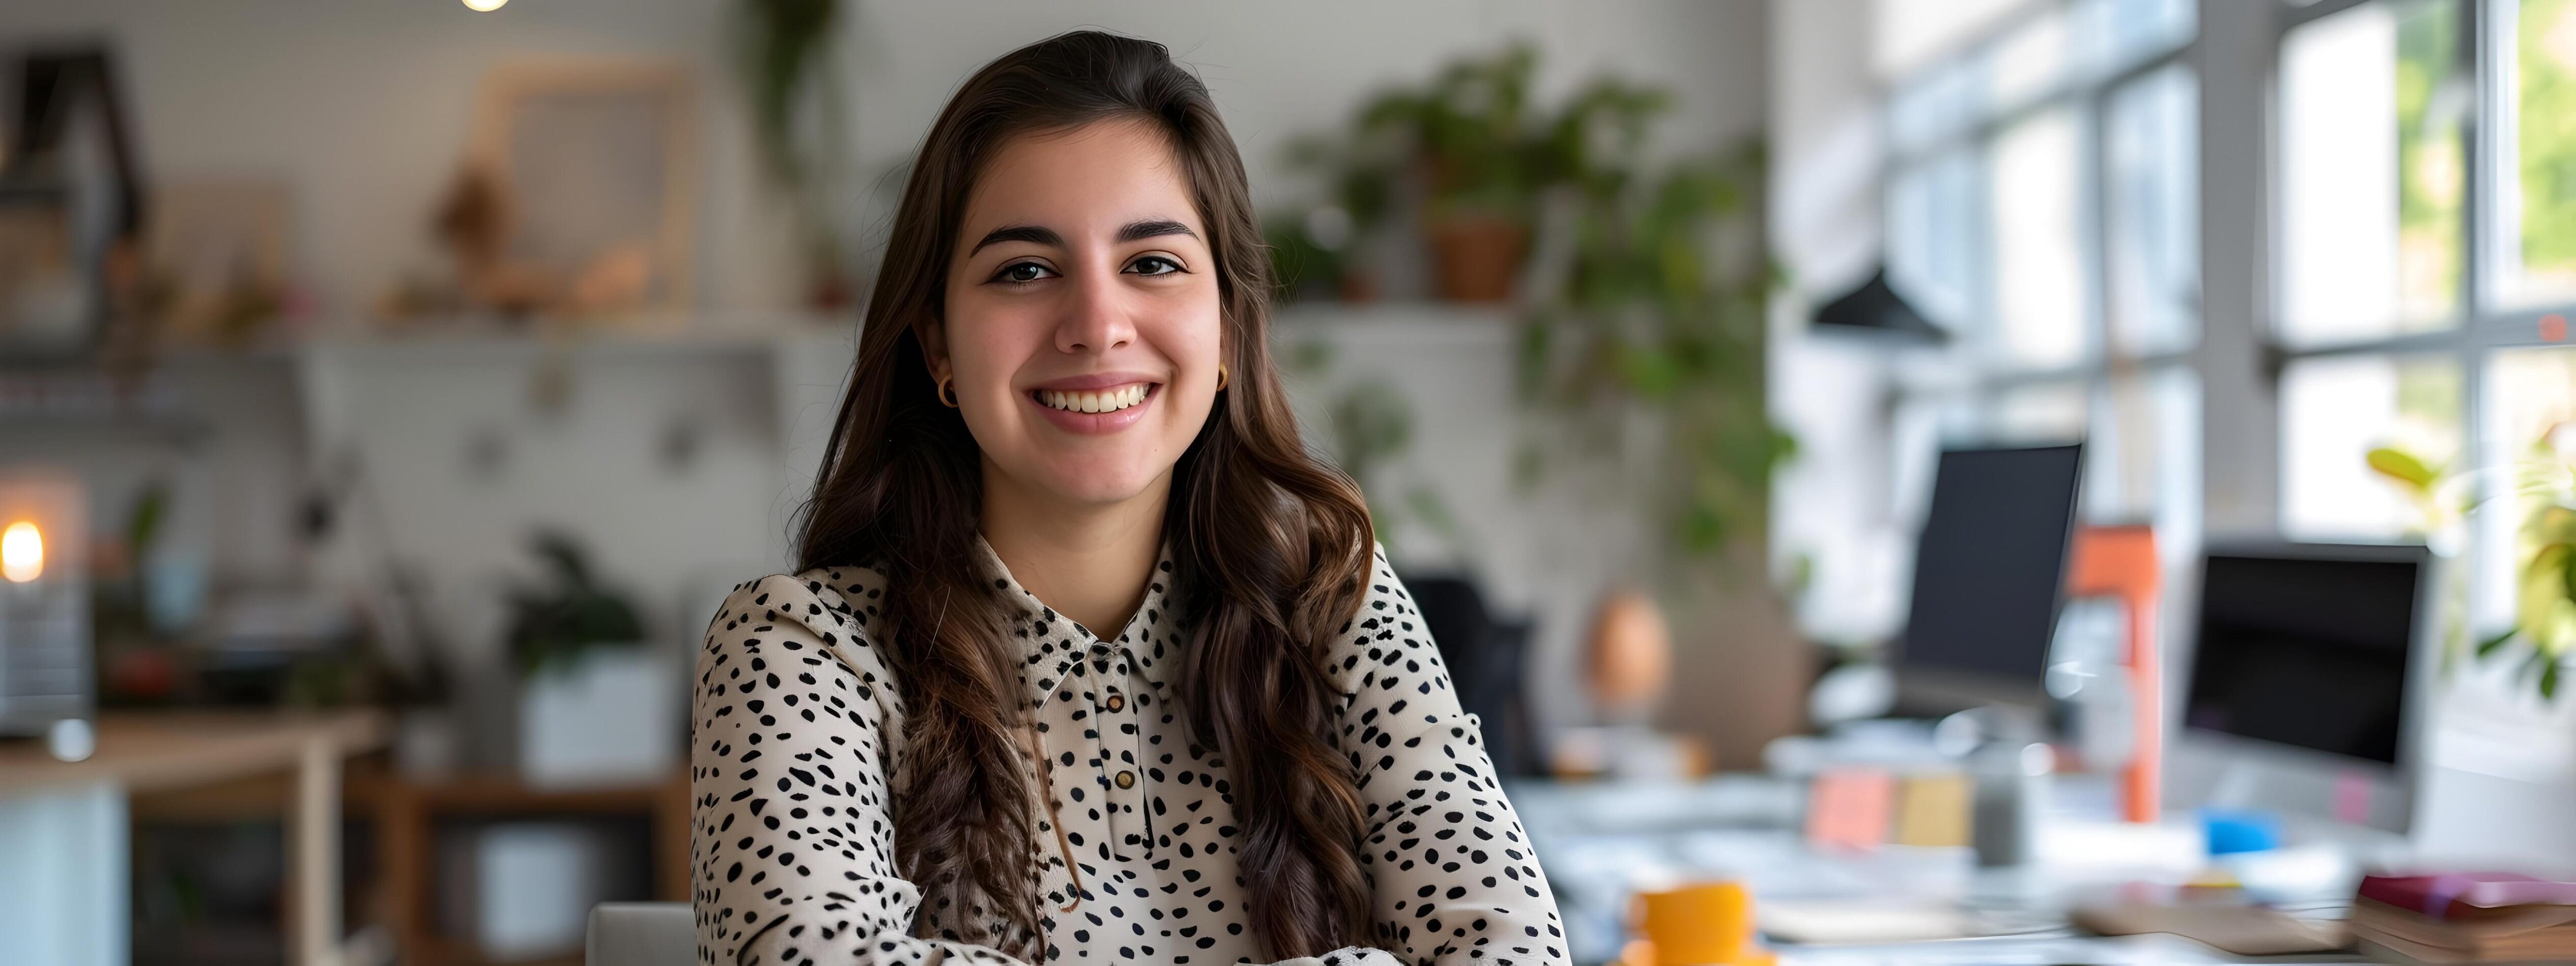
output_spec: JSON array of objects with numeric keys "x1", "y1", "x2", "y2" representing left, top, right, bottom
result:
[
  {"x1": 968, "y1": 219, "x2": 1196, "y2": 256},
  {"x1": 1115, "y1": 218, "x2": 1197, "y2": 244},
  {"x1": 969, "y1": 224, "x2": 1063, "y2": 255}
]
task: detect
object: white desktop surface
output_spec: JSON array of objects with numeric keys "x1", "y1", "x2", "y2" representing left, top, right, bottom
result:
[
  {"x1": 1510, "y1": 775, "x2": 2384, "y2": 966},
  {"x1": 1773, "y1": 933, "x2": 2371, "y2": 965}
]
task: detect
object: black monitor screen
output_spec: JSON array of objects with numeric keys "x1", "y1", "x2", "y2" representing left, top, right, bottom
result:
[
  {"x1": 1898, "y1": 444, "x2": 2084, "y2": 689},
  {"x1": 2185, "y1": 550, "x2": 2422, "y2": 765}
]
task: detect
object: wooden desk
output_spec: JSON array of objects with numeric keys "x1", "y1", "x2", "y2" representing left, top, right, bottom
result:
[{"x1": 0, "y1": 710, "x2": 388, "y2": 966}]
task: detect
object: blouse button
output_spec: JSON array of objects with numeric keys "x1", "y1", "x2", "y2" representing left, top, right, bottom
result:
[
  {"x1": 1105, "y1": 695, "x2": 1125, "y2": 712},
  {"x1": 1115, "y1": 770, "x2": 1136, "y2": 789}
]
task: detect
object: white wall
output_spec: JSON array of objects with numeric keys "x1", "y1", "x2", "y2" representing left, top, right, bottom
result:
[
  {"x1": 1766, "y1": 0, "x2": 1914, "y2": 645},
  {"x1": 839, "y1": 1, "x2": 1767, "y2": 216},
  {"x1": 0, "y1": 1, "x2": 1772, "y2": 709},
  {"x1": 4, "y1": 0, "x2": 1768, "y2": 320}
]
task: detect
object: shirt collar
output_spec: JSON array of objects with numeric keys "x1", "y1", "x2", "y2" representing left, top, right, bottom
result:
[{"x1": 973, "y1": 534, "x2": 1183, "y2": 711}]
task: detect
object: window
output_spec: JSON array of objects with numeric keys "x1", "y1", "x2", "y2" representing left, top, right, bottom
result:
[
  {"x1": 1882, "y1": 0, "x2": 2200, "y2": 535},
  {"x1": 2498, "y1": 0, "x2": 2576, "y2": 307},
  {"x1": 2279, "y1": 0, "x2": 2467, "y2": 344},
  {"x1": 2276, "y1": 0, "x2": 2576, "y2": 724}
]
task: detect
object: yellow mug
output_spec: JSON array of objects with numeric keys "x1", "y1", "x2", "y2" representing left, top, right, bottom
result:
[{"x1": 1634, "y1": 881, "x2": 1756, "y2": 966}]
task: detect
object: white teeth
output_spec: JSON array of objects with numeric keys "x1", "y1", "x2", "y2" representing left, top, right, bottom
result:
[{"x1": 1039, "y1": 384, "x2": 1149, "y2": 414}]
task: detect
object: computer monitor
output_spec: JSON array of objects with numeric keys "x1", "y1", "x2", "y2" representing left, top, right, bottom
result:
[
  {"x1": 2178, "y1": 543, "x2": 2432, "y2": 833},
  {"x1": 1894, "y1": 443, "x2": 2085, "y2": 714}
]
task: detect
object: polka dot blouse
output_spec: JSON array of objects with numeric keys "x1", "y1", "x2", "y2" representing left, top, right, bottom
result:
[{"x1": 690, "y1": 541, "x2": 1568, "y2": 966}]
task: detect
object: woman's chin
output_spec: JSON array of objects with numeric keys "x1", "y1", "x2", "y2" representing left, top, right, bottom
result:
[{"x1": 997, "y1": 454, "x2": 1171, "y2": 508}]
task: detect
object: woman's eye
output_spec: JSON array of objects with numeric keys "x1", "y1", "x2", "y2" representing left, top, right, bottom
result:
[
  {"x1": 996, "y1": 262, "x2": 1056, "y2": 283},
  {"x1": 1125, "y1": 255, "x2": 1183, "y2": 276}
]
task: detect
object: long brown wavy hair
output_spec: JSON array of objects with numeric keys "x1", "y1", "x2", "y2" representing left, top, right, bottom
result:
[{"x1": 793, "y1": 30, "x2": 1378, "y2": 960}]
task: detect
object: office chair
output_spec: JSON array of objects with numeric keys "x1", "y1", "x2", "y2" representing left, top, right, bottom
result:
[{"x1": 586, "y1": 902, "x2": 691, "y2": 966}]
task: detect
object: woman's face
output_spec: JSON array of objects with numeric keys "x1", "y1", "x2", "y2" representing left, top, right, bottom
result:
[{"x1": 928, "y1": 119, "x2": 1223, "y2": 508}]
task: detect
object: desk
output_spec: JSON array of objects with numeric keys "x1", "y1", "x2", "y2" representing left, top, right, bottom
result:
[
  {"x1": 1512, "y1": 776, "x2": 2387, "y2": 966},
  {"x1": 0, "y1": 710, "x2": 388, "y2": 966}
]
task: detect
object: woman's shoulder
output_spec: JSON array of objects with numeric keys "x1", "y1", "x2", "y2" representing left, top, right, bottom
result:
[
  {"x1": 702, "y1": 562, "x2": 895, "y2": 659},
  {"x1": 1325, "y1": 544, "x2": 1443, "y2": 675}
]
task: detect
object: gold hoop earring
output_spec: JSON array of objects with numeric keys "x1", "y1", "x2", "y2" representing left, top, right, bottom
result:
[
  {"x1": 1217, "y1": 365, "x2": 1229, "y2": 391},
  {"x1": 936, "y1": 375, "x2": 959, "y2": 408}
]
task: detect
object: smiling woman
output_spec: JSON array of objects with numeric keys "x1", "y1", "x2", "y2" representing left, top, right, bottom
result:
[{"x1": 688, "y1": 30, "x2": 1566, "y2": 966}]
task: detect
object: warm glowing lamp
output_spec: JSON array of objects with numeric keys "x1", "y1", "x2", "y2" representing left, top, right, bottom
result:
[
  {"x1": 463, "y1": 0, "x2": 509, "y2": 10},
  {"x1": 2, "y1": 521, "x2": 42, "y2": 583},
  {"x1": 0, "y1": 473, "x2": 88, "y2": 738}
]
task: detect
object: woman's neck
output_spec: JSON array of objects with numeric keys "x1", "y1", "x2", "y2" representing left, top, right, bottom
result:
[{"x1": 979, "y1": 459, "x2": 1172, "y2": 639}]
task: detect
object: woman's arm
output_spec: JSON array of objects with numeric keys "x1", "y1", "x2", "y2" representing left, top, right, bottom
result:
[
  {"x1": 1330, "y1": 551, "x2": 1571, "y2": 966},
  {"x1": 691, "y1": 575, "x2": 1028, "y2": 966}
]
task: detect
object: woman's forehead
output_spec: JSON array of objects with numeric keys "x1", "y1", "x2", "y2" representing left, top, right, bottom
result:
[{"x1": 959, "y1": 120, "x2": 1205, "y2": 241}]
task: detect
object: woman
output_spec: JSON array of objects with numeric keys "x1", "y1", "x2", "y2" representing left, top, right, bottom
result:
[{"x1": 692, "y1": 31, "x2": 1566, "y2": 966}]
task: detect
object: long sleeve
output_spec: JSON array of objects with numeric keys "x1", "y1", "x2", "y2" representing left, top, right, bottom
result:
[
  {"x1": 691, "y1": 575, "x2": 1027, "y2": 966},
  {"x1": 1329, "y1": 551, "x2": 1570, "y2": 966}
]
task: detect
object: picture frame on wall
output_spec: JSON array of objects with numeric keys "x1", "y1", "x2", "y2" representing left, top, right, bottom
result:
[{"x1": 468, "y1": 61, "x2": 698, "y2": 323}]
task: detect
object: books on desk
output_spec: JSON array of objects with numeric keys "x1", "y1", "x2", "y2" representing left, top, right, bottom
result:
[{"x1": 2348, "y1": 873, "x2": 2576, "y2": 963}]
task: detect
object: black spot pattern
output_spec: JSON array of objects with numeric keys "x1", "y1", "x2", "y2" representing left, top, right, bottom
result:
[{"x1": 691, "y1": 542, "x2": 1568, "y2": 965}]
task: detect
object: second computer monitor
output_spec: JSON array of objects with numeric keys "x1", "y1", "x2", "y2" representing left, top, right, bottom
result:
[
  {"x1": 1896, "y1": 443, "x2": 2085, "y2": 713},
  {"x1": 2177, "y1": 543, "x2": 2430, "y2": 832}
]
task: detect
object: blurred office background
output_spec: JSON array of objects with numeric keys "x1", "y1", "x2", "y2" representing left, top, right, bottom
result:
[{"x1": 3, "y1": 0, "x2": 2576, "y2": 964}]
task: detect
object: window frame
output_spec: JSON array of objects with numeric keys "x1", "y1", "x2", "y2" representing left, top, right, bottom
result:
[
  {"x1": 2267, "y1": 0, "x2": 2576, "y2": 638},
  {"x1": 1879, "y1": 0, "x2": 2201, "y2": 529}
]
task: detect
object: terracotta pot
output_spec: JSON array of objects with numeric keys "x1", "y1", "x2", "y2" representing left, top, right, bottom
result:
[{"x1": 1428, "y1": 214, "x2": 1529, "y2": 303}]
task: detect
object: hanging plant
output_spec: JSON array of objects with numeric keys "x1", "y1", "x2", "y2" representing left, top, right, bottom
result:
[{"x1": 1517, "y1": 87, "x2": 1794, "y2": 564}]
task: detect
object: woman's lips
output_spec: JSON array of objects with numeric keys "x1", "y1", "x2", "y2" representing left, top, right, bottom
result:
[{"x1": 1027, "y1": 381, "x2": 1158, "y2": 435}]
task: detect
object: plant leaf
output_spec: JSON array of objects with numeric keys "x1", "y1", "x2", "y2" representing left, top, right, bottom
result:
[
  {"x1": 2366, "y1": 447, "x2": 2440, "y2": 493},
  {"x1": 2478, "y1": 627, "x2": 2522, "y2": 658}
]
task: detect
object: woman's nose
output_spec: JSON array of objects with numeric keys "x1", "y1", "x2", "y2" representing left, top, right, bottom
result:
[{"x1": 1054, "y1": 268, "x2": 1136, "y2": 354}]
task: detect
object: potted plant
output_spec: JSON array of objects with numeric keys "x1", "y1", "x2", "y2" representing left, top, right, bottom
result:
[
  {"x1": 1278, "y1": 45, "x2": 1563, "y2": 303},
  {"x1": 2372, "y1": 424, "x2": 2576, "y2": 700},
  {"x1": 2468, "y1": 425, "x2": 2576, "y2": 700},
  {"x1": 503, "y1": 531, "x2": 673, "y2": 788}
]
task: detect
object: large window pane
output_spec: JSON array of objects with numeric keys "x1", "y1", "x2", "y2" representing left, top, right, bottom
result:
[
  {"x1": 2106, "y1": 65, "x2": 2199, "y2": 355},
  {"x1": 2089, "y1": 366, "x2": 2199, "y2": 527},
  {"x1": 1889, "y1": 61, "x2": 1983, "y2": 156},
  {"x1": 2282, "y1": 354, "x2": 2465, "y2": 539},
  {"x1": 2281, "y1": 0, "x2": 2465, "y2": 344},
  {"x1": 2072, "y1": 0, "x2": 2197, "y2": 81},
  {"x1": 2503, "y1": 0, "x2": 2576, "y2": 306},
  {"x1": 1987, "y1": 10, "x2": 2070, "y2": 111},
  {"x1": 1990, "y1": 108, "x2": 2090, "y2": 368},
  {"x1": 1887, "y1": 148, "x2": 1981, "y2": 331},
  {"x1": 1988, "y1": 380, "x2": 2090, "y2": 442}
]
